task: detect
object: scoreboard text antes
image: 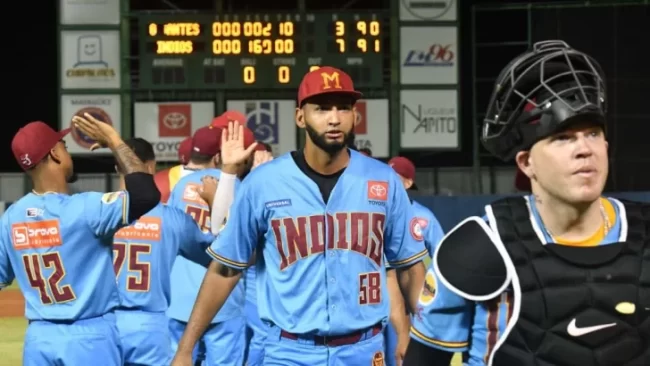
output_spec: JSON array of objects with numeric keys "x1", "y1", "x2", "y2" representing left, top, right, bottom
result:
[{"x1": 138, "y1": 13, "x2": 386, "y2": 89}]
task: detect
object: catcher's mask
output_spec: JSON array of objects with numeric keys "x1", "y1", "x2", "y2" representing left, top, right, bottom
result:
[{"x1": 481, "y1": 40, "x2": 607, "y2": 162}]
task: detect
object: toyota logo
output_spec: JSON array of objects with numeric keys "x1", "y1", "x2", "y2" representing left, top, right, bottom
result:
[
  {"x1": 162, "y1": 112, "x2": 187, "y2": 130},
  {"x1": 370, "y1": 184, "x2": 386, "y2": 197}
]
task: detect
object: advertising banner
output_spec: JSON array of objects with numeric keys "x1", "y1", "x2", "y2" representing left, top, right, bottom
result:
[
  {"x1": 226, "y1": 100, "x2": 297, "y2": 155},
  {"x1": 353, "y1": 99, "x2": 390, "y2": 157},
  {"x1": 60, "y1": 30, "x2": 121, "y2": 89},
  {"x1": 400, "y1": 90, "x2": 459, "y2": 149},
  {"x1": 60, "y1": 94, "x2": 122, "y2": 154},
  {"x1": 399, "y1": 0, "x2": 457, "y2": 21},
  {"x1": 60, "y1": 0, "x2": 120, "y2": 25},
  {"x1": 134, "y1": 102, "x2": 215, "y2": 162},
  {"x1": 400, "y1": 26, "x2": 458, "y2": 85}
]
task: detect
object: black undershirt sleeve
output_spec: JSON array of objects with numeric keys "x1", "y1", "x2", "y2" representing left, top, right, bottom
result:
[
  {"x1": 124, "y1": 172, "x2": 160, "y2": 222},
  {"x1": 403, "y1": 340, "x2": 455, "y2": 366}
]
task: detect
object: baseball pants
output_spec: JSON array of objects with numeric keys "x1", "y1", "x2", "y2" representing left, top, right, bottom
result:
[
  {"x1": 116, "y1": 309, "x2": 171, "y2": 366},
  {"x1": 23, "y1": 312, "x2": 123, "y2": 366},
  {"x1": 169, "y1": 316, "x2": 247, "y2": 366},
  {"x1": 245, "y1": 299, "x2": 268, "y2": 366},
  {"x1": 384, "y1": 321, "x2": 398, "y2": 366},
  {"x1": 263, "y1": 324, "x2": 386, "y2": 366}
]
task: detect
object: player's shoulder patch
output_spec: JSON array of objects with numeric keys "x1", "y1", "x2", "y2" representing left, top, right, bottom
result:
[
  {"x1": 410, "y1": 217, "x2": 429, "y2": 241},
  {"x1": 418, "y1": 268, "x2": 438, "y2": 306},
  {"x1": 434, "y1": 216, "x2": 510, "y2": 301},
  {"x1": 101, "y1": 191, "x2": 124, "y2": 204}
]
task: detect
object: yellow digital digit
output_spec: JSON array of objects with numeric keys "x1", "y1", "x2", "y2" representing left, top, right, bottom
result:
[
  {"x1": 356, "y1": 21, "x2": 366, "y2": 35},
  {"x1": 249, "y1": 39, "x2": 261, "y2": 54},
  {"x1": 232, "y1": 40, "x2": 241, "y2": 54},
  {"x1": 309, "y1": 65, "x2": 321, "y2": 72},
  {"x1": 212, "y1": 22, "x2": 221, "y2": 37},
  {"x1": 374, "y1": 39, "x2": 381, "y2": 52},
  {"x1": 148, "y1": 23, "x2": 158, "y2": 36},
  {"x1": 222, "y1": 22, "x2": 232, "y2": 37},
  {"x1": 213, "y1": 40, "x2": 221, "y2": 54},
  {"x1": 263, "y1": 39, "x2": 272, "y2": 54},
  {"x1": 335, "y1": 21, "x2": 345, "y2": 36},
  {"x1": 253, "y1": 22, "x2": 263, "y2": 37},
  {"x1": 274, "y1": 39, "x2": 285, "y2": 54},
  {"x1": 357, "y1": 38, "x2": 367, "y2": 53},
  {"x1": 280, "y1": 22, "x2": 294, "y2": 36},
  {"x1": 278, "y1": 66, "x2": 290, "y2": 83},
  {"x1": 263, "y1": 22, "x2": 272, "y2": 36},
  {"x1": 284, "y1": 39, "x2": 294, "y2": 54},
  {"x1": 232, "y1": 22, "x2": 241, "y2": 36},
  {"x1": 370, "y1": 21, "x2": 380, "y2": 36},
  {"x1": 244, "y1": 22, "x2": 253, "y2": 36},
  {"x1": 336, "y1": 39, "x2": 345, "y2": 53},
  {"x1": 243, "y1": 66, "x2": 256, "y2": 84}
]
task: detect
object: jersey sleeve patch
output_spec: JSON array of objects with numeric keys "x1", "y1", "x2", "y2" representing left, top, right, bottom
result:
[
  {"x1": 418, "y1": 268, "x2": 438, "y2": 307},
  {"x1": 410, "y1": 217, "x2": 428, "y2": 241},
  {"x1": 434, "y1": 217, "x2": 510, "y2": 302}
]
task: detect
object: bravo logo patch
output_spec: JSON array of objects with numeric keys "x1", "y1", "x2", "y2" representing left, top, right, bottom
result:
[
  {"x1": 418, "y1": 268, "x2": 438, "y2": 306},
  {"x1": 410, "y1": 217, "x2": 429, "y2": 241},
  {"x1": 11, "y1": 220, "x2": 63, "y2": 249},
  {"x1": 115, "y1": 217, "x2": 162, "y2": 241}
]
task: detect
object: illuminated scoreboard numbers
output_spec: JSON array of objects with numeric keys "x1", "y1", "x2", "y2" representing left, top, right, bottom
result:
[
  {"x1": 240, "y1": 65, "x2": 295, "y2": 86},
  {"x1": 331, "y1": 20, "x2": 382, "y2": 54},
  {"x1": 212, "y1": 21, "x2": 297, "y2": 56}
]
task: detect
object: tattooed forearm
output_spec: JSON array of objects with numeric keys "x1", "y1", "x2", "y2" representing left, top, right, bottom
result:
[{"x1": 112, "y1": 143, "x2": 148, "y2": 174}]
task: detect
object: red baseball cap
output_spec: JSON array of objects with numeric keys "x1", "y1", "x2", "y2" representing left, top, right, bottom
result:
[
  {"x1": 211, "y1": 111, "x2": 265, "y2": 151},
  {"x1": 178, "y1": 137, "x2": 192, "y2": 165},
  {"x1": 297, "y1": 66, "x2": 362, "y2": 106},
  {"x1": 191, "y1": 125, "x2": 223, "y2": 156},
  {"x1": 12, "y1": 121, "x2": 70, "y2": 170},
  {"x1": 388, "y1": 156, "x2": 418, "y2": 190}
]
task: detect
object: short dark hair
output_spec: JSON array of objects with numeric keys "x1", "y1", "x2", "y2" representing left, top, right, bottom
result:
[
  {"x1": 125, "y1": 138, "x2": 156, "y2": 163},
  {"x1": 190, "y1": 151, "x2": 213, "y2": 164}
]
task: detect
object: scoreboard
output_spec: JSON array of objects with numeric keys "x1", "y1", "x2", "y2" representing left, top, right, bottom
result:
[{"x1": 138, "y1": 12, "x2": 386, "y2": 90}]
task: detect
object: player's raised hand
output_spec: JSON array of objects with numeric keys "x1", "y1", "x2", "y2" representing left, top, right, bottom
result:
[
  {"x1": 221, "y1": 121, "x2": 258, "y2": 166},
  {"x1": 252, "y1": 150, "x2": 273, "y2": 170},
  {"x1": 198, "y1": 175, "x2": 218, "y2": 205},
  {"x1": 71, "y1": 113, "x2": 120, "y2": 151}
]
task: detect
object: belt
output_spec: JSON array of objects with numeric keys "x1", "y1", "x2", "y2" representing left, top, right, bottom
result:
[{"x1": 279, "y1": 323, "x2": 383, "y2": 347}]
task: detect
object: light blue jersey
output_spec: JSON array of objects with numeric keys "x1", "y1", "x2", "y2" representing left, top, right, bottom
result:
[
  {"x1": 167, "y1": 168, "x2": 245, "y2": 323},
  {"x1": 410, "y1": 196, "x2": 623, "y2": 365},
  {"x1": 113, "y1": 202, "x2": 214, "y2": 366},
  {"x1": 113, "y1": 203, "x2": 214, "y2": 311},
  {"x1": 410, "y1": 200, "x2": 445, "y2": 258},
  {"x1": 208, "y1": 150, "x2": 428, "y2": 336},
  {"x1": 0, "y1": 191, "x2": 129, "y2": 320}
]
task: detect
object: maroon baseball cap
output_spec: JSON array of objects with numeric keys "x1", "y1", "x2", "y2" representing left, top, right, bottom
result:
[
  {"x1": 178, "y1": 137, "x2": 192, "y2": 165},
  {"x1": 388, "y1": 156, "x2": 418, "y2": 190},
  {"x1": 297, "y1": 66, "x2": 362, "y2": 106},
  {"x1": 191, "y1": 125, "x2": 223, "y2": 156},
  {"x1": 12, "y1": 121, "x2": 70, "y2": 170},
  {"x1": 211, "y1": 111, "x2": 265, "y2": 152}
]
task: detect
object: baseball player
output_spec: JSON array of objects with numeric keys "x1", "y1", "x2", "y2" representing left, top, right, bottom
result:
[
  {"x1": 0, "y1": 116, "x2": 159, "y2": 365},
  {"x1": 111, "y1": 137, "x2": 216, "y2": 366},
  {"x1": 404, "y1": 40, "x2": 650, "y2": 365},
  {"x1": 167, "y1": 119, "x2": 262, "y2": 366},
  {"x1": 384, "y1": 156, "x2": 445, "y2": 365},
  {"x1": 172, "y1": 66, "x2": 427, "y2": 366},
  {"x1": 197, "y1": 120, "x2": 274, "y2": 366},
  {"x1": 155, "y1": 136, "x2": 192, "y2": 203}
]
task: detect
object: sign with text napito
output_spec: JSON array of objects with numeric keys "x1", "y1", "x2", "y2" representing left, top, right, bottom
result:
[
  {"x1": 60, "y1": 94, "x2": 122, "y2": 154},
  {"x1": 400, "y1": 26, "x2": 458, "y2": 85},
  {"x1": 60, "y1": 30, "x2": 121, "y2": 89},
  {"x1": 400, "y1": 90, "x2": 458, "y2": 149},
  {"x1": 352, "y1": 99, "x2": 390, "y2": 158},
  {"x1": 59, "y1": 0, "x2": 120, "y2": 25},
  {"x1": 225, "y1": 100, "x2": 297, "y2": 155},
  {"x1": 134, "y1": 102, "x2": 215, "y2": 162}
]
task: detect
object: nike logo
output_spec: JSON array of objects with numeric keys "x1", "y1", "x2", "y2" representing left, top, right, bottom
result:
[{"x1": 567, "y1": 318, "x2": 616, "y2": 337}]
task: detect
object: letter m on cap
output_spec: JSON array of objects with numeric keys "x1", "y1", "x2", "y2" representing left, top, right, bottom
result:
[{"x1": 321, "y1": 72, "x2": 342, "y2": 90}]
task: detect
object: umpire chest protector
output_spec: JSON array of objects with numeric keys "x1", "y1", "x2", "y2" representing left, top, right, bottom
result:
[{"x1": 435, "y1": 197, "x2": 650, "y2": 366}]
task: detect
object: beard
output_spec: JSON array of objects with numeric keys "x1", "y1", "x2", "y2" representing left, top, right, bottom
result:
[{"x1": 305, "y1": 122, "x2": 355, "y2": 156}]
